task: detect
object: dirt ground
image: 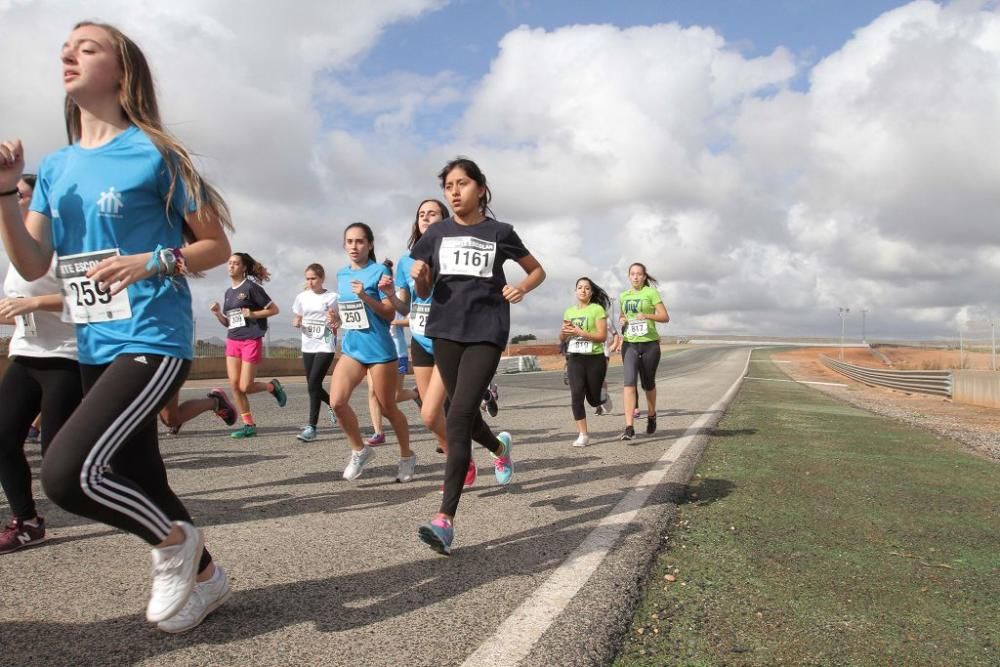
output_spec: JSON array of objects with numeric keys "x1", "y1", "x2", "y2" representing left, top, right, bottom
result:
[{"x1": 771, "y1": 346, "x2": 1000, "y2": 461}]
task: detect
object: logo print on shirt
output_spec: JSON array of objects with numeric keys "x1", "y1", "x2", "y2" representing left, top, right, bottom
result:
[{"x1": 97, "y1": 187, "x2": 124, "y2": 218}]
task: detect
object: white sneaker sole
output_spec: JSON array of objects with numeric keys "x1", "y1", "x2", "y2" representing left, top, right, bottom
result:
[{"x1": 157, "y1": 581, "x2": 232, "y2": 634}]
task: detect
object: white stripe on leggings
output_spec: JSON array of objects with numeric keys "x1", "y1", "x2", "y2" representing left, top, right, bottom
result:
[{"x1": 80, "y1": 356, "x2": 182, "y2": 540}]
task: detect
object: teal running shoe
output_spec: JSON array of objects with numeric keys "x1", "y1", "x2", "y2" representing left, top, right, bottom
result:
[
  {"x1": 270, "y1": 379, "x2": 287, "y2": 407},
  {"x1": 418, "y1": 516, "x2": 453, "y2": 556},
  {"x1": 493, "y1": 432, "x2": 513, "y2": 485}
]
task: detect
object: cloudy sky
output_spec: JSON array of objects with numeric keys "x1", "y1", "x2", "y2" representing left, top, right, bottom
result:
[{"x1": 2, "y1": 0, "x2": 998, "y2": 342}]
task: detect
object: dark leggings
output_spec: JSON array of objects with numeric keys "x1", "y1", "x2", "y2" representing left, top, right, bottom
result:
[
  {"x1": 0, "y1": 356, "x2": 82, "y2": 520},
  {"x1": 41, "y1": 355, "x2": 211, "y2": 572},
  {"x1": 622, "y1": 340, "x2": 661, "y2": 390},
  {"x1": 302, "y1": 352, "x2": 335, "y2": 426},
  {"x1": 433, "y1": 339, "x2": 503, "y2": 517},
  {"x1": 567, "y1": 353, "x2": 608, "y2": 420}
]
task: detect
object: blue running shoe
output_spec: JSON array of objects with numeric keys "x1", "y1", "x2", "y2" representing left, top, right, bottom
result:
[
  {"x1": 418, "y1": 516, "x2": 453, "y2": 556},
  {"x1": 493, "y1": 432, "x2": 513, "y2": 485},
  {"x1": 297, "y1": 425, "x2": 317, "y2": 442}
]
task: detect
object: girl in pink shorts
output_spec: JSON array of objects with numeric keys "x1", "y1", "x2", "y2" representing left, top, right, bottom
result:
[{"x1": 209, "y1": 252, "x2": 286, "y2": 438}]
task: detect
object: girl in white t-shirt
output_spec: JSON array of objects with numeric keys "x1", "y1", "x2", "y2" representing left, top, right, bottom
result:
[
  {"x1": 291, "y1": 263, "x2": 339, "y2": 442},
  {"x1": 0, "y1": 173, "x2": 81, "y2": 555}
]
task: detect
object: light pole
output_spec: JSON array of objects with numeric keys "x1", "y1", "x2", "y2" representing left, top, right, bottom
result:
[
  {"x1": 861, "y1": 308, "x2": 868, "y2": 343},
  {"x1": 839, "y1": 307, "x2": 850, "y2": 360}
]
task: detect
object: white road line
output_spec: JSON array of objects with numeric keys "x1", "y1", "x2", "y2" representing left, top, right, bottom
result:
[
  {"x1": 752, "y1": 359, "x2": 791, "y2": 363},
  {"x1": 744, "y1": 376, "x2": 847, "y2": 387},
  {"x1": 461, "y1": 350, "x2": 752, "y2": 667}
]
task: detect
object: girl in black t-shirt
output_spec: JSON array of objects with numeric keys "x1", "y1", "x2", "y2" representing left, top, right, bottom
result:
[
  {"x1": 410, "y1": 157, "x2": 546, "y2": 555},
  {"x1": 209, "y1": 252, "x2": 286, "y2": 438}
]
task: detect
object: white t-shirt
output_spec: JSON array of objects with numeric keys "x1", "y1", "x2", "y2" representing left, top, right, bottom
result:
[
  {"x1": 3, "y1": 262, "x2": 78, "y2": 360},
  {"x1": 292, "y1": 289, "x2": 339, "y2": 354}
]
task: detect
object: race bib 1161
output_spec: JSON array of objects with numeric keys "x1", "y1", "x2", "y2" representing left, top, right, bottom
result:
[{"x1": 439, "y1": 236, "x2": 496, "y2": 278}]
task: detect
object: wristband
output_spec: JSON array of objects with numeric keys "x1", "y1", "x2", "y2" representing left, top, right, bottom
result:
[
  {"x1": 0, "y1": 188, "x2": 18, "y2": 197},
  {"x1": 145, "y1": 244, "x2": 164, "y2": 273}
]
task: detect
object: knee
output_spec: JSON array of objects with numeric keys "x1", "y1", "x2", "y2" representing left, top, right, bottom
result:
[
  {"x1": 239, "y1": 379, "x2": 254, "y2": 394},
  {"x1": 40, "y1": 456, "x2": 84, "y2": 510}
]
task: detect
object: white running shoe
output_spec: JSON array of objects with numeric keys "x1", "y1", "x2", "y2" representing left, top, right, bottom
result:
[
  {"x1": 572, "y1": 433, "x2": 590, "y2": 448},
  {"x1": 157, "y1": 565, "x2": 231, "y2": 633},
  {"x1": 396, "y1": 454, "x2": 417, "y2": 482},
  {"x1": 343, "y1": 445, "x2": 376, "y2": 481},
  {"x1": 146, "y1": 521, "x2": 203, "y2": 623}
]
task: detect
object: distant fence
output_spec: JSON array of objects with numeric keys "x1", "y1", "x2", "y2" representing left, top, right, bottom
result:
[{"x1": 820, "y1": 355, "x2": 952, "y2": 397}]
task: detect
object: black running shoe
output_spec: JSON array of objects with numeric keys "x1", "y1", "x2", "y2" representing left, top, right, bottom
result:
[
  {"x1": 619, "y1": 426, "x2": 635, "y2": 441},
  {"x1": 646, "y1": 415, "x2": 657, "y2": 435}
]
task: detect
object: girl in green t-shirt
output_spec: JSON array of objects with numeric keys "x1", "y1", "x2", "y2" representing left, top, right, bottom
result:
[
  {"x1": 560, "y1": 277, "x2": 611, "y2": 447},
  {"x1": 617, "y1": 262, "x2": 670, "y2": 441}
]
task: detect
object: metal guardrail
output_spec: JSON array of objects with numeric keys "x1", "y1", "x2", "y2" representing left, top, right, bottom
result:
[{"x1": 820, "y1": 355, "x2": 952, "y2": 397}]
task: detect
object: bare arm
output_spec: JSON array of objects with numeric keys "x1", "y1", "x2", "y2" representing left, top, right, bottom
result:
[{"x1": 501, "y1": 254, "x2": 546, "y2": 304}]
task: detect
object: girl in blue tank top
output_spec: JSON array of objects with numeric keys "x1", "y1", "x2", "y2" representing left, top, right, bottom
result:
[{"x1": 327, "y1": 222, "x2": 414, "y2": 484}]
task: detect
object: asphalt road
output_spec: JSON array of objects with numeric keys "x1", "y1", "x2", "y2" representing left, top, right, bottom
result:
[{"x1": 0, "y1": 345, "x2": 749, "y2": 667}]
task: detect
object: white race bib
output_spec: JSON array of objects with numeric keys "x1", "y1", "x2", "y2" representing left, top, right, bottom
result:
[
  {"x1": 338, "y1": 301, "x2": 370, "y2": 330},
  {"x1": 439, "y1": 236, "x2": 496, "y2": 278},
  {"x1": 17, "y1": 312, "x2": 37, "y2": 338},
  {"x1": 567, "y1": 337, "x2": 594, "y2": 354},
  {"x1": 57, "y1": 249, "x2": 133, "y2": 324},
  {"x1": 302, "y1": 316, "x2": 329, "y2": 340},
  {"x1": 409, "y1": 303, "x2": 430, "y2": 336},
  {"x1": 226, "y1": 308, "x2": 246, "y2": 329},
  {"x1": 626, "y1": 319, "x2": 648, "y2": 337}
]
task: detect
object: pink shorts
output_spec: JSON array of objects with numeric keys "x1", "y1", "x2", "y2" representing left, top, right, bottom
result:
[{"x1": 226, "y1": 337, "x2": 264, "y2": 364}]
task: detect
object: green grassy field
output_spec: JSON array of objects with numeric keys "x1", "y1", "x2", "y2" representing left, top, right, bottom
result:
[{"x1": 614, "y1": 350, "x2": 999, "y2": 666}]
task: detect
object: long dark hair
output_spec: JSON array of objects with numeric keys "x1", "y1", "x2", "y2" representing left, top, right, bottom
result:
[
  {"x1": 438, "y1": 157, "x2": 494, "y2": 218},
  {"x1": 21, "y1": 173, "x2": 37, "y2": 189},
  {"x1": 576, "y1": 277, "x2": 611, "y2": 311},
  {"x1": 628, "y1": 262, "x2": 658, "y2": 287},
  {"x1": 408, "y1": 199, "x2": 449, "y2": 249},
  {"x1": 344, "y1": 222, "x2": 377, "y2": 263},
  {"x1": 234, "y1": 252, "x2": 270, "y2": 283}
]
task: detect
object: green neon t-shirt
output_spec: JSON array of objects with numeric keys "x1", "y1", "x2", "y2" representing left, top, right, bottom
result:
[
  {"x1": 562, "y1": 302, "x2": 606, "y2": 355},
  {"x1": 619, "y1": 286, "x2": 662, "y2": 343}
]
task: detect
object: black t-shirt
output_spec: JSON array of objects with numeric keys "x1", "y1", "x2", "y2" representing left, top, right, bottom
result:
[
  {"x1": 411, "y1": 217, "x2": 530, "y2": 348},
  {"x1": 223, "y1": 280, "x2": 273, "y2": 341}
]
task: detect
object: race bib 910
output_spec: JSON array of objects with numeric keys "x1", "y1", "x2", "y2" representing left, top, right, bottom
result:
[
  {"x1": 439, "y1": 236, "x2": 496, "y2": 278},
  {"x1": 302, "y1": 317, "x2": 329, "y2": 340},
  {"x1": 57, "y1": 249, "x2": 133, "y2": 324},
  {"x1": 338, "y1": 301, "x2": 370, "y2": 330},
  {"x1": 567, "y1": 337, "x2": 594, "y2": 354},
  {"x1": 409, "y1": 303, "x2": 430, "y2": 336}
]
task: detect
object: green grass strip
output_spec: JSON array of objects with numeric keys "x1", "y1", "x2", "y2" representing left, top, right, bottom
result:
[{"x1": 614, "y1": 350, "x2": 1000, "y2": 666}]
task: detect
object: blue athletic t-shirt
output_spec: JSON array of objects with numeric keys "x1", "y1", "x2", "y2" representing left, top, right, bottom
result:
[
  {"x1": 30, "y1": 125, "x2": 195, "y2": 364},
  {"x1": 335, "y1": 260, "x2": 396, "y2": 364},
  {"x1": 395, "y1": 252, "x2": 433, "y2": 355}
]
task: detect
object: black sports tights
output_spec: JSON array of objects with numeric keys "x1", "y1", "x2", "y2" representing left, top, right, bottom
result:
[
  {"x1": 0, "y1": 356, "x2": 81, "y2": 520},
  {"x1": 41, "y1": 355, "x2": 211, "y2": 572},
  {"x1": 566, "y1": 353, "x2": 608, "y2": 420},
  {"x1": 303, "y1": 352, "x2": 335, "y2": 426},
  {"x1": 433, "y1": 339, "x2": 503, "y2": 517}
]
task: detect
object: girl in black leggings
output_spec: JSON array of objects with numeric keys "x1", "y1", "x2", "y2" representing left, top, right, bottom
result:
[
  {"x1": 0, "y1": 21, "x2": 234, "y2": 633},
  {"x1": 410, "y1": 157, "x2": 546, "y2": 555},
  {"x1": 560, "y1": 277, "x2": 612, "y2": 448},
  {"x1": 292, "y1": 263, "x2": 339, "y2": 442},
  {"x1": 0, "y1": 173, "x2": 82, "y2": 555}
]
